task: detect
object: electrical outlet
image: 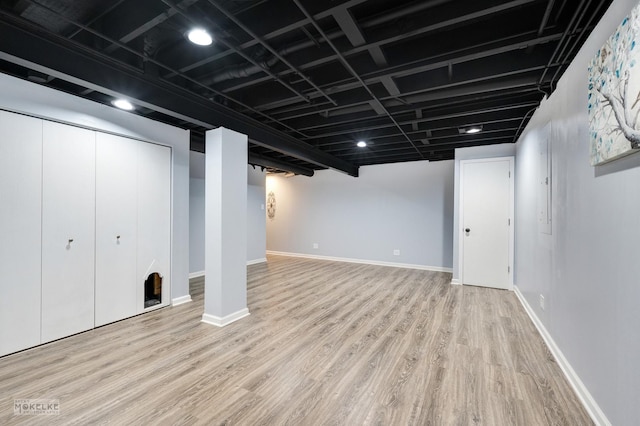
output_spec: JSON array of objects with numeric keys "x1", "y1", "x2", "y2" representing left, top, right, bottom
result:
[
  {"x1": 261, "y1": 204, "x2": 265, "y2": 210},
  {"x1": 539, "y1": 294, "x2": 545, "y2": 310},
  {"x1": 393, "y1": 249, "x2": 400, "y2": 256},
  {"x1": 313, "y1": 243, "x2": 318, "y2": 249}
]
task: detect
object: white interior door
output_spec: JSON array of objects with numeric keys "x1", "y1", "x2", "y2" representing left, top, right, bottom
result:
[
  {"x1": 137, "y1": 142, "x2": 171, "y2": 310},
  {"x1": 0, "y1": 111, "x2": 43, "y2": 356},
  {"x1": 95, "y1": 133, "x2": 138, "y2": 326},
  {"x1": 461, "y1": 158, "x2": 513, "y2": 290},
  {"x1": 42, "y1": 121, "x2": 96, "y2": 342}
]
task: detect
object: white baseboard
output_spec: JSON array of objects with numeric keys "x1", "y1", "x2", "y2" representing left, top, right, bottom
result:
[
  {"x1": 514, "y1": 286, "x2": 610, "y2": 426},
  {"x1": 171, "y1": 295, "x2": 192, "y2": 306},
  {"x1": 266, "y1": 251, "x2": 452, "y2": 273},
  {"x1": 188, "y1": 270, "x2": 205, "y2": 279},
  {"x1": 450, "y1": 278, "x2": 461, "y2": 285},
  {"x1": 201, "y1": 308, "x2": 250, "y2": 327}
]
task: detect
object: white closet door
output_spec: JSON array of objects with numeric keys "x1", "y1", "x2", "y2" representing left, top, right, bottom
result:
[
  {"x1": 0, "y1": 112, "x2": 42, "y2": 356},
  {"x1": 41, "y1": 121, "x2": 96, "y2": 343},
  {"x1": 137, "y1": 142, "x2": 171, "y2": 311},
  {"x1": 95, "y1": 133, "x2": 137, "y2": 326}
]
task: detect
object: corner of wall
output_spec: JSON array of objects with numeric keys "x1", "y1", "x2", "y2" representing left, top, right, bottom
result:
[{"x1": 513, "y1": 286, "x2": 611, "y2": 426}]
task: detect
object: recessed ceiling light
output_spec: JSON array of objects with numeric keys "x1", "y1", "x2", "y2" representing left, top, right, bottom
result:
[
  {"x1": 188, "y1": 28, "x2": 213, "y2": 46},
  {"x1": 112, "y1": 99, "x2": 134, "y2": 111},
  {"x1": 357, "y1": 140, "x2": 367, "y2": 148},
  {"x1": 459, "y1": 125, "x2": 483, "y2": 134}
]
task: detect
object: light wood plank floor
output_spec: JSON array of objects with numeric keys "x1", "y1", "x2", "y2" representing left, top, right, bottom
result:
[{"x1": 0, "y1": 255, "x2": 592, "y2": 425}]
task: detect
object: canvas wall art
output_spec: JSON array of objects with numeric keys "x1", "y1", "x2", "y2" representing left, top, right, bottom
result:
[{"x1": 588, "y1": 3, "x2": 640, "y2": 165}]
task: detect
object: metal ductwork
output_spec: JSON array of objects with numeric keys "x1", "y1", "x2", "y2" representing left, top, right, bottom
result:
[{"x1": 208, "y1": 54, "x2": 279, "y2": 84}]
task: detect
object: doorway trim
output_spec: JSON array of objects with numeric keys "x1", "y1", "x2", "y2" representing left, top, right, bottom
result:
[{"x1": 458, "y1": 156, "x2": 515, "y2": 290}]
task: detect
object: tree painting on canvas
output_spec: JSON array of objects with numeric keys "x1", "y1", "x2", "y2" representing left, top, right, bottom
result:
[{"x1": 588, "y1": 4, "x2": 640, "y2": 165}]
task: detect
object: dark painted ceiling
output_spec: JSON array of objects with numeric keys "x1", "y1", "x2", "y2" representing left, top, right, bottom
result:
[{"x1": 0, "y1": 0, "x2": 612, "y2": 177}]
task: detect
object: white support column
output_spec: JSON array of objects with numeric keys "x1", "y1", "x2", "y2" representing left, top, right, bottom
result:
[{"x1": 202, "y1": 127, "x2": 250, "y2": 326}]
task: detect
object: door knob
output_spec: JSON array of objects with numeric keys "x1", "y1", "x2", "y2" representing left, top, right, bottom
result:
[{"x1": 465, "y1": 228, "x2": 470, "y2": 233}]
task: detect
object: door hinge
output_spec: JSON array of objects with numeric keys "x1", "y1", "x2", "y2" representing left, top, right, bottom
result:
[
  {"x1": 508, "y1": 218, "x2": 511, "y2": 226},
  {"x1": 509, "y1": 171, "x2": 511, "y2": 178},
  {"x1": 508, "y1": 266, "x2": 511, "y2": 273}
]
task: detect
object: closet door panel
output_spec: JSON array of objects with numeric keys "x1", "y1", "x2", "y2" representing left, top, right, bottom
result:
[
  {"x1": 95, "y1": 133, "x2": 137, "y2": 326},
  {"x1": 137, "y1": 142, "x2": 171, "y2": 311},
  {"x1": 41, "y1": 121, "x2": 95, "y2": 343},
  {"x1": 0, "y1": 111, "x2": 43, "y2": 356}
]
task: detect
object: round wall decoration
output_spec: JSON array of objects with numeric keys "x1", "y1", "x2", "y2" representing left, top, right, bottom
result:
[{"x1": 267, "y1": 191, "x2": 276, "y2": 219}]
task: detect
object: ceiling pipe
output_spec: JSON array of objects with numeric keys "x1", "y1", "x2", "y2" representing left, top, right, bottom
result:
[
  {"x1": 292, "y1": 0, "x2": 426, "y2": 160},
  {"x1": 244, "y1": 30, "x2": 563, "y2": 113},
  {"x1": 511, "y1": 106, "x2": 539, "y2": 142},
  {"x1": 536, "y1": 0, "x2": 591, "y2": 93},
  {"x1": 342, "y1": 137, "x2": 512, "y2": 157},
  {"x1": 200, "y1": 40, "x2": 318, "y2": 86},
  {"x1": 191, "y1": 132, "x2": 315, "y2": 176},
  {"x1": 294, "y1": 88, "x2": 541, "y2": 133},
  {"x1": 550, "y1": 0, "x2": 608, "y2": 91},
  {"x1": 20, "y1": 0, "x2": 309, "y2": 139},
  {"x1": 298, "y1": 104, "x2": 530, "y2": 140},
  {"x1": 300, "y1": 26, "x2": 321, "y2": 47},
  {"x1": 103, "y1": 0, "x2": 201, "y2": 53},
  {"x1": 526, "y1": 0, "x2": 555, "y2": 54},
  {"x1": 196, "y1": 32, "x2": 342, "y2": 86},
  {"x1": 249, "y1": 152, "x2": 314, "y2": 177},
  {"x1": 66, "y1": 0, "x2": 127, "y2": 39},
  {"x1": 315, "y1": 103, "x2": 538, "y2": 145},
  {"x1": 264, "y1": 60, "x2": 554, "y2": 124},
  {"x1": 206, "y1": 54, "x2": 279, "y2": 84},
  {"x1": 537, "y1": 0, "x2": 556, "y2": 36},
  {"x1": 325, "y1": 128, "x2": 520, "y2": 152},
  {"x1": 201, "y1": 36, "x2": 334, "y2": 86},
  {"x1": 295, "y1": 84, "x2": 542, "y2": 136},
  {"x1": 206, "y1": 0, "x2": 338, "y2": 107},
  {"x1": 0, "y1": 11, "x2": 359, "y2": 176},
  {"x1": 361, "y1": 0, "x2": 453, "y2": 28},
  {"x1": 169, "y1": 0, "x2": 522, "y2": 83},
  {"x1": 164, "y1": 1, "x2": 378, "y2": 78},
  {"x1": 554, "y1": 0, "x2": 569, "y2": 23},
  {"x1": 546, "y1": 0, "x2": 593, "y2": 73},
  {"x1": 157, "y1": 0, "x2": 311, "y2": 105}
]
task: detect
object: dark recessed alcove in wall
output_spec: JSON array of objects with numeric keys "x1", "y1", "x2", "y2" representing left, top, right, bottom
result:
[{"x1": 144, "y1": 273, "x2": 162, "y2": 308}]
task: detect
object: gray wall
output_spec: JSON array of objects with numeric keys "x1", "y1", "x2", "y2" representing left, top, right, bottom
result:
[
  {"x1": 266, "y1": 160, "x2": 454, "y2": 270},
  {"x1": 189, "y1": 152, "x2": 266, "y2": 273},
  {"x1": 189, "y1": 177, "x2": 205, "y2": 274},
  {"x1": 514, "y1": 0, "x2": 640, "y2": 423},
  {"x1": 247, "y1": 167, "x2": 267, "y2": 263},
  {"x1": 190, "y1": 152, "x2": 206, "y2": 274}
]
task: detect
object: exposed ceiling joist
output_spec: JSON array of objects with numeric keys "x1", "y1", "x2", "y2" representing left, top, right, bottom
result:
[
  {"x1": 332, "y1": 7, "x2": 366, "y2": 47},
  {"x1": 0, "y1": 0, "x2": 611, "y2": 169},
  {"x1": 293, "y1": 0, "x2": 425, "y2": 160},
  {"x1": 249, "y1": 152, "x2": 314, "y2": 177},
  {"x1": 251, "y1": 31, "x2": 563, "y2": 113},
  {"x1": 104, "y1": 0, "x2": 200, "y2": 52},
  {"x1": 0, "y1": 13, "x2": 359, "y2": 176},
  {"x1": 164, "y1": 0, "x2": 372, "y2": 78},
  {"x1": 205, "y1": 0, "x2": 338, "y2": 107}
]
